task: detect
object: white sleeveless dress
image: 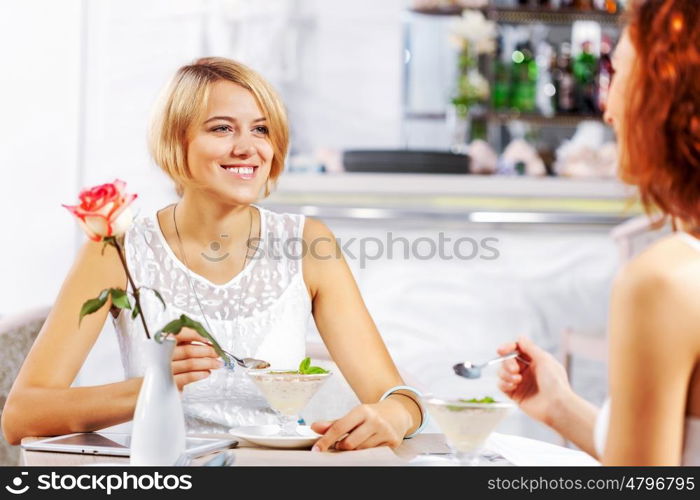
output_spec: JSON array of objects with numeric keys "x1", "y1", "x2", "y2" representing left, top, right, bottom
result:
[
  {"x1": 112, "y1": 205, "x2": 311, "y2": 433},
  {"x1": 594, "y1": 232, "x2": 700, "y2": 465}
]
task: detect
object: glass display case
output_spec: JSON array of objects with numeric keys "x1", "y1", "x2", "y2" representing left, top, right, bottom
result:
[{"x1": 401, "y1": 0, "x2": 624, "y2": 177}]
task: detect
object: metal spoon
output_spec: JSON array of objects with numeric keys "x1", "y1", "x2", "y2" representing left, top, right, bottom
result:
[
  {"x1": 196, "y1": 341, "x2": 270, "y2": 370},
  {"x1": 220, "y1": 346, "x2": 270, "y2": 370},
  {"x1": 453, "y1": 351, "x2": 519, "y2": 379}
]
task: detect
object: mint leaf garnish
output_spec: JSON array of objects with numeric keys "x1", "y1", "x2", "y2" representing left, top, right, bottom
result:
[
  {"x1": 460, "y1": 396, "x2": 496, "y2": 404},
  {"x1": 297, "y1": 357, "x2": 329, "y2": 375}
]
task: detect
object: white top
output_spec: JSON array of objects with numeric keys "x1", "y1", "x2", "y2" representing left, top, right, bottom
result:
[
  {"x1": 112, "y1": 205, "x2": 311, "y2": 433},
  {"x1": 594, "y1": 232, "x2": 700, "y2": 465}
]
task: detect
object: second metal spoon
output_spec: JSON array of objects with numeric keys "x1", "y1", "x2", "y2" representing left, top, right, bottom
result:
[{"x1": 453, "y1": 351, "x2": 519, "y2": 379}]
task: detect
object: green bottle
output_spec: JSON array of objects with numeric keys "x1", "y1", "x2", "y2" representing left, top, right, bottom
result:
[
  {"x1": 511, "y1": 42, "x2": 537, "y2": 112},
  {"x1": 573, "y1": 41, "x2": 598, "y2": 113},
  {"x1": 492, "y1": 38, "x2": 509, "y2": 110}
]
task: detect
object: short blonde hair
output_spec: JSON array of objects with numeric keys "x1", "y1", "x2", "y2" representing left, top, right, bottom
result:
[{"x1": 149, "y1": 57, "x2": 289, "y2": 197}]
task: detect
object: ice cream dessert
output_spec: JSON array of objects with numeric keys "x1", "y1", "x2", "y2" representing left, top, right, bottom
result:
[
  {"x1": 426, "y1": 397, "x2": 513, "y2": 455},
  {"x1": 247, "y1": 357, "x2": 331, "y2": 434}
]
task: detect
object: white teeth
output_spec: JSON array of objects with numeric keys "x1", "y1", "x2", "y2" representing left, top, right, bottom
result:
[{"x1": 223, "y1": 166, "x2": 254, "y2": 174}]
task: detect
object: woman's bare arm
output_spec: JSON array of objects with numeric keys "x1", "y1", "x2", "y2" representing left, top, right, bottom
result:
[
  {"x1": 1, "y1": 238, "x2": 137, "y2": 445},
  {"x1": 302, "y1": 218, "x2": 421, "y2": 448},
  {"x1": 603, "y1": 242, "x2": 700, "y2": 465}
]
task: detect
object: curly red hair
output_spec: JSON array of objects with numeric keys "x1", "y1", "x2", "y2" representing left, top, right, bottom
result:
[{"x1": 621, "y1": 0, "x2": 700, "y2": 227}]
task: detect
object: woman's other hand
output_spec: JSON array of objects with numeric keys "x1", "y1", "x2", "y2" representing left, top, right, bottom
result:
[
  {"x1": 310, "y1": 396, "x2": 416, "y2": 451},
  {"x1": 497, "y1": 336, "x2": 572, "y2": 426},
  {"x1": 171, "y1": 327, "x2": 223, "y2": 391}
]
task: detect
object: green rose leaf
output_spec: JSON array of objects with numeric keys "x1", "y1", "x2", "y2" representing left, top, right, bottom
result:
[
  {"x1": 157, "y1": 315, "x2": 226, "y2": 361},
  {"x1": 79, "y1": 294, "x2": 109, "y2": 325},
  {"x1": 109, "y1": 288, "x2": 131, "y2": 310},
  {"x1": 131, "y1": 303, "x2": 140, "y2": 320},
  {"x1": 155, "y1": 317, "x2": 184, "y2": 344},
  {"x1": 181, "y1": 315, "x2": 226, "y2": 360},
  {"x1": 144, "y1": 288, "x2": 166, "y2": 311},
  {"x1": 160, "y1": 317, "x2": 185, "y2": 334}
]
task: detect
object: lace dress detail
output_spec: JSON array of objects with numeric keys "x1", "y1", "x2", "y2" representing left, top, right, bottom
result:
[{"x1": 112, "y1": 205, "x2": 311, "y2": 433}]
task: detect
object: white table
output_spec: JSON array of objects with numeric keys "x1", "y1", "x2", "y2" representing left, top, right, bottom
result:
[
  {"x1": 21, "y1": 432, "x2": 597, "y2": 466},
  {"x1": 21, "y1": 433, "x2": 454, "y2": 467}
]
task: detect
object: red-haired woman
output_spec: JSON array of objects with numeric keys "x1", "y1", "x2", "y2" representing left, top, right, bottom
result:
[{"x1": 497, "y1": 0, "x2": 700, "y2": 465}]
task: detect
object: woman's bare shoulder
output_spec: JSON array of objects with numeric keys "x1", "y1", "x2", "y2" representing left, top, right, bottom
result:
[
  {"x1": 301, "y1": 216, "x2": 339, "y2": 258},
  {"x1": 622, "y1": 234, "x2": 700, "y2": 288},
  {"x1": 614, "y1": 234, "x2": 700, "y2": 344},
  {"x1": 70, "y1": 238, "x2": 129, "y2": 293},
  {"x1": 301, "y1": 217, "x2": 347, "y2": 298}
]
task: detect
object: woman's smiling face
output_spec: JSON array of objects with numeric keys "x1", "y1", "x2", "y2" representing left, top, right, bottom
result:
[{"x1": 185, "y1": 80, "x2": 273, "y2": 204}]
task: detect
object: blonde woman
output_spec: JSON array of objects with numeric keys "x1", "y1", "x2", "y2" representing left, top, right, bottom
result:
[{"x1": 2, "y1": 58, "x2": 423, "y2": 451}]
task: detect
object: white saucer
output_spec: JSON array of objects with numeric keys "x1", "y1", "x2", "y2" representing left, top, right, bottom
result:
[{"x1": 228, "y1": 425, "x2": 321, "y2": 449}]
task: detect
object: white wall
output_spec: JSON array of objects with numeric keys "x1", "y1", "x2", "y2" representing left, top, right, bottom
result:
[
  {"x1": 286, "y1": 0, "x2": 404, "y2": 152},
  {"x1": 0, "y1": 0, "x2": 83, "y2": 315},
  {"x1": 0, "y1": 0, "x2": 407, "y2": 316}
]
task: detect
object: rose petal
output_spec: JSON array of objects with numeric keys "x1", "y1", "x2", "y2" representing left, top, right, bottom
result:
[
  {"x1": 110, "y1": 206, "x2": 134, "y2": 237},
  {"x1": 64, "y1": 180, "x2": 137, "y2": 240},
  {"x1": 76, "y1": 217, "x2": 101, "y2": 242},
  {"x1": 62, "y1": 203, "x2": 82, "y2": 217},
  {"x1": 108, "y1": 193, "x2": 138, "y2": 221},
  {"x1": 113, "y1": 179, "x2": 127, "y2": 193},
  {"x1": 96, "y1": 201, "x2": 115, "y2": 218},
  {"x1": 83, "y1": 214, "x2": 112, "y2": 239}
]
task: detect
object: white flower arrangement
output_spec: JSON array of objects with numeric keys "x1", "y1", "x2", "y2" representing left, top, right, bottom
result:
[
  {"x1": 449, "y1": 9, "x2": 496, "y2": 116},
  {"x1": 449, "y1": 9, "x2": 497, "y2": 55}
]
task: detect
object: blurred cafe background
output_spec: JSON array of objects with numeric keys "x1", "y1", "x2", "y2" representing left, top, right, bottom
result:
[{"x1": 1, "y1": 0, "x2": 650, "y2": 454}]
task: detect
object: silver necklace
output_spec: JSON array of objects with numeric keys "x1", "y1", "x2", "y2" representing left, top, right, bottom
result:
[{"x1": 172, "y1": 203, "x2": 253, "y2": 369}]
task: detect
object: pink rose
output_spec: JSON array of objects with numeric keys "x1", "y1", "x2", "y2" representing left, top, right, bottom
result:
[{"x1": 63, "y1": 179, "x2": 138, "y2": 241}]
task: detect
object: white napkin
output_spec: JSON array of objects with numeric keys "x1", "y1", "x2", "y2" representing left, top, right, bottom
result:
[{"x1": 485, "y1": 432, "x2": 600, "y2": 467}]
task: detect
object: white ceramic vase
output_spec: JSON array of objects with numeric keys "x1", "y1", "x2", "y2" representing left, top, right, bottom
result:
[{"x1": 130, "y1": 337, "x2": 186, "y2": 465}]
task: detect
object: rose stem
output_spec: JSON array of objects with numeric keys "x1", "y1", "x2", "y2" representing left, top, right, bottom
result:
[{"x1": 112, "y1": 237, "x2": 151, "y2": 339}]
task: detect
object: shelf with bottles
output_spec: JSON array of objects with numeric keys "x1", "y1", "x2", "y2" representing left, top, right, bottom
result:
[
  {"x1": 482, "y1": 110, "x2": 602, "y2": 126},
  {"x1": 406, "y1": 2, "x2": 619, "y2": 125},
  {"x1": 487, "y1": 35, "x2": 615, "y2": 125},
  {"x1": 410, "y1": 1, "x2": 622, "y2": 22},
  {"x1": 401, "y1": 1, "x2": 621, "y2": 179},
  {"x1": 409, "y1": 5, "x2": 465, "y2": 16},
  {"x1": 487, "y1": 7, "x2": 620, "y2": 25}
]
